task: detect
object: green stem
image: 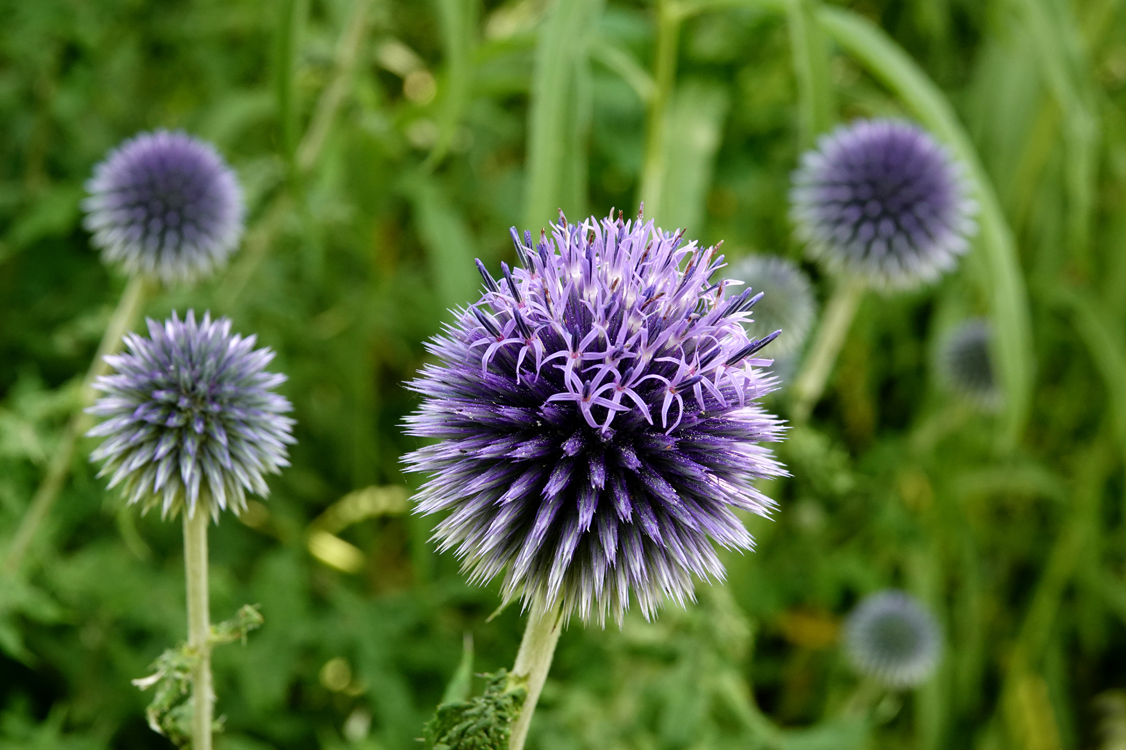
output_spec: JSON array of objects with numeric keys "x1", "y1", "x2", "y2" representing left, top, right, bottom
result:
[
  {"x1": 790, "y1": 276, "x2": 865, "y2": 422},
  {"x1": 636, "y1": 0, "x2": 681, "y2": 221},
  {"x1": 508, "y1": 598, "x2": 563, "y2": 750},
  {"x1": 3, "y1": 274, "x2": 153, "y2": 577},
  {"x1": 785, "y1": 0, "x2": 835, "y2": 149},
  {"x1": 294, "y1": 0, "x2": 374, "y2": 175},
  {"x1": 184, "y1": 509, "x2": 213, "y2": 750},
  {"x1": 841, "y1": 676, "x2": 884, "y2": 717}
]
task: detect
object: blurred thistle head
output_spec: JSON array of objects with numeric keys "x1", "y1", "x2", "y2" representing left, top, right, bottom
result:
[
  {"x1": 404, "y1": 210, "x2": 786, "y2": 625},
  {"x1": 88, "y1": 311, "x2": 295, "y2": 521},
  {"x1": 844, "y1": 590, "x2": 941, "y2": 688},
  {"x1": 83, "y1": 130, "x2": 245, "y2": 285},
  {"x1": 791, "y1": 119, "x2": 976, "y2": 289},
  {"x1": 937, "y1": 318, "x2": 1000, "y2": 410},
  {"x1": 723, "y1": 255, "x2": 816, "y2": 359}
]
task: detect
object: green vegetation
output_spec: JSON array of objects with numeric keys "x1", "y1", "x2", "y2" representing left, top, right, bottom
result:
[{"x1": 2, "y1": 0, "x2": 1126, "y2": 747}]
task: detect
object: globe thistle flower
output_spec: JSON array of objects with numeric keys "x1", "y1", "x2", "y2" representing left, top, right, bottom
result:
[
  {"x1": 723, "y1": 255, "x2": 816, "y2": 359},
  {"x1": 938, "y1": 318, "x2": 1000, "y2": 410},
  {"x1": 404, "y1": 211, "x2": 786, "y2": 625},
  {"x1": 791, "y1": 119, "x2": 976, "y2": 289},
  {"x1": 83, "y1": 131, "x2": 245, "y2": 285},
  {"x1": 844, "y1": 590, "x2": 941, "y2": 688},
  {"x1": 87, "y1": 311, "x2": 295, "y2": 520}
]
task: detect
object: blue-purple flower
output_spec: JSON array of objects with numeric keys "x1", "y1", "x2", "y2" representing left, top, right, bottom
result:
[
  {"x1": 791, "y1": 119, "x2": 976, "y2": 289},
  {"x1": 724, "y1": 255, "x2": 816, "y2": 359},
  {"x1": 844, "y1": 590, "x2": 941, "y2": 688},
  {"x1": 938, "y1": 318, "x2": 1000, "y2": 410},
  {"x1": 88, "y1": 311, "x2": 295, "y2": 520},
  {"x1": 404, "y1": 211, "x2": 786, "y2": 624},
  {"x1": 83, "y1": 131, "x2": 244, "y2": 285}
]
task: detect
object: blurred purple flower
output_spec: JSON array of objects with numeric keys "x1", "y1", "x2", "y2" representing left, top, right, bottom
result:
[
  {"x1": 844, "y1": 590, "x2": 942, "y2": 688},
  {"x1": 724, "y1": 255, "x2": 816, "y2": 359},
  {"x1": 83, "y1": 131, "x2": 244, "y2": 284},
  {"x1": 938, "y1": 318, "x2": 1000, "y2": 410},
  {"x1": 88, "y1": 311, "x2": 295, "y2": 520},
  {"x1": 404, "y1": 211, "x2": 786, "y2": 625},
  {"x1": 791, "y1": 119, "x2": 976, "y2": 289}
]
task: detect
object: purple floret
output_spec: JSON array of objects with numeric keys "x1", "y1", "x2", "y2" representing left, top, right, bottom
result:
[
  {"x1": 88, "y1": 311, "x2": 295, "y2": 521},
  {"x1": 791, "y1": 119, "x2": 977, "y2": 289},
  {"x1": 83, "y1": 131, "x2": 245, "y2": 285},
  {"x1": 404, "y1": 210, "x2": 787, "y2": 625}
]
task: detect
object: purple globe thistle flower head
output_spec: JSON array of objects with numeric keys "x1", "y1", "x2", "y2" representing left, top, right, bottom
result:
[
  {"x1": 937, "y1": 318, "x2": 1000, "y2": 410},
  {"x1": 87, "y1": 311, "x2": 295, "y2": 521},
  {"x1": 791, "y1": 119, "x2": 977, "y2": 289},
  {"x1": 404, "y1": 210, "x2": 786, "y2": 625},
  {"x1": 844, "y1": 590, "x2": 942, "y2": 688},
  {"x1": 723, "y1": 255, "x2": 816, "y2": 360},
  {"x1": 83, "y1": 131, "x2": 245, "y2": 285}
]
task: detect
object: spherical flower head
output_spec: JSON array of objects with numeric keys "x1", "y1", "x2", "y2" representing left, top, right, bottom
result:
[
  {"x1": 791, "y1": 119, "x2": 976, "y2": 289},
  {"x1": 844, "y1": 590, "x2": 942, "y2": 688},
  {"x1": 83, "y1": 131, "x2": 245, "y2": 285},
  {"x1": 87, "y1": 311, "x2": 295, "y2": 521},
  {"x1": 937, "y1": 318, "x2": 1000, "y2": 410},
  {"x1": 723, "y1": 255, "x2": 816, "y2": 359},
  {"x1": 404, "y1": 211, "x2": 786, "y2": 625}
]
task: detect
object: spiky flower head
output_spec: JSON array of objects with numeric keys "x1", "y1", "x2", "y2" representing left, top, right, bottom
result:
[
  {"x1": 937, "y1": 318, "x2": 1000, "y2": 410},
  {"x1": 723, "y1": 255, "x2": 816, "y2": 359},
  {"x1": 404, "y1": 210, "x2": 786, "y2": 625},
  {"x1": 791, "y1": 119, "x2": 976, "y2": 289},
  {"x1": 844, "y1": 590, "x2": 941, "y2": 688},
  {"x1": 87, "y1": 311, "x2": 295, "y2": 521},
  {"x1": 83, "y1": 131, "x2": 245, "y2": 285}
]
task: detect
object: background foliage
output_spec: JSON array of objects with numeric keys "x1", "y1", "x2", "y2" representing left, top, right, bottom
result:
[{"x1": 2, "y1": 0, "x2": 1126, "y2": 747}]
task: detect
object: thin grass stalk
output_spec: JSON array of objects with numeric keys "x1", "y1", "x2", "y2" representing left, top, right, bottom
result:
[
  {"x1": 636, "y1": 0, "x2": 681, "y2": 223},
  {"x1": 992, "y1": 438, "x2": 1110, "y2": 743},
  {"x1": 785, "y1": 0, "x2": 835, "y2": 149},
  {"x1": 3, "y1": 274, "x2": 153, "y2": 577},
  {"x1": 508, "y1": 598, "x2": 563, "y2": 750},
  {"x1": 295, "y1": 0, "x2": 374, "y2": 174},
  {"x1": 790, "y1": 275, "x2": 865, "y2": 422},
  {"x1": 183, "y1": 509, "x2": 213, "y2": 750}
]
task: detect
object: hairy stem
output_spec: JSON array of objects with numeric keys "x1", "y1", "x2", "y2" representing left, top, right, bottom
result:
[
  {"x1": 508, "y1": 599, "x2": 563, "y2": 750},
  {"x1": 790, "y1": 275, "x2": 865, "y2": 422},
  {"x1": 3, "y1": 274, "x2": 153, "y2": 577},
  {"x1": 184, "y1": 509, "x2": 213, "y2": 750}
]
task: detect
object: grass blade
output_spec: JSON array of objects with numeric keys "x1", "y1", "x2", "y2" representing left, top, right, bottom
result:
[
  {"x1": 523, "y1": 0, "x2": 604, "y2": 230},
  {"x1": 403, "y1": 173, "x2": 481, "y2": 310},
  {"x1": 786, "y1": 0, "x2": 836, "y2": 148},
  {"x1": 426, "y1": 0, "x2": 478, "y2": 168},
  {"x1": 656, "y1": 80, "x2": 729, "y2": 234}
]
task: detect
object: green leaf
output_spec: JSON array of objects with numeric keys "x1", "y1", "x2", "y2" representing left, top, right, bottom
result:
[{"x1": 440, "y1": 632, "x2": 475, "y2": 705}]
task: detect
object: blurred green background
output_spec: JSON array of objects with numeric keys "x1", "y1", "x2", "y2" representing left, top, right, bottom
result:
[{"x1": 2, "y1": 0, "x2": 1126, "y2": 747}]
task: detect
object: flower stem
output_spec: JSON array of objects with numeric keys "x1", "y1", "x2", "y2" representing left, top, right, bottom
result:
[
  {"x1": 184, "y1": 508, "x2": 213, "y2": 750},
  {"x1": 508, "y1": 599, "x2": 563, "y2": 750},
  {"x1": 3, "y1": 274, "x2": 153, "y2": 577},
  {"x1": 790, "y1": 275, "x2": 865, "y2": 422}
]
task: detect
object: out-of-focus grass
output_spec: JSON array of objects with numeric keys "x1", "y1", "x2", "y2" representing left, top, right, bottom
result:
[{"x1": 1, "y1": 0, "x2": 1125, "y2": 748}]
